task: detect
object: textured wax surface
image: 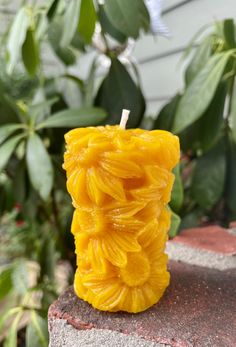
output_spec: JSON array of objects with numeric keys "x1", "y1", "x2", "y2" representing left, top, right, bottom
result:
[{"x1": 63, "y1": 126, "x2": 180, "y2": 313}]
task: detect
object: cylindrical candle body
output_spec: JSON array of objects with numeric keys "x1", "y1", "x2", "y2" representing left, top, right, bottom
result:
[{"x1": 63, "y1": 126, "x2": 180, "y2": 313}]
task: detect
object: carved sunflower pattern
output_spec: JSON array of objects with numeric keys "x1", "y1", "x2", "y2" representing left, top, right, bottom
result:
[{"x1": 63, "y1": 125, "x2": 179, "y2": 313}]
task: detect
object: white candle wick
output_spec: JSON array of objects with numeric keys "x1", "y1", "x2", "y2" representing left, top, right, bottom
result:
[{"x1": 119, "y1": 109, "x2": 130, "y2": 129}]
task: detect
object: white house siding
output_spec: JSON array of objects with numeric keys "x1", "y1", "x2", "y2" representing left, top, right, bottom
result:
[{"x1": 135, "y1": 0, "x2": 236, "y2": 114}]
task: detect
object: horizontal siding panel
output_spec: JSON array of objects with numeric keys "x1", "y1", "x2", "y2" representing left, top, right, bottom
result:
[
  {"x1": 134, "y1": 0, "x2": 236, "y2": 61},
  {"x1": 145, "y1": 99, "x2": 169, "y2": 116},
  {"x1": 163, "y1": 0, "x2": 186, "y2": 10},
  {"x1": 139, "y1": 52, "x2": 186, "y2": 101}
]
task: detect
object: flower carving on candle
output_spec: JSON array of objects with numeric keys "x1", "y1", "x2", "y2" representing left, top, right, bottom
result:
[{"x1": 63, "y1": 125, "x2": 180, "y2": 313}]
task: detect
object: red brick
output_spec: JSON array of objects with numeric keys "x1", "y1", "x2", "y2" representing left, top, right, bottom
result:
[{"x1": 172, "y1": 225, "x2": 236, "y2": 255}]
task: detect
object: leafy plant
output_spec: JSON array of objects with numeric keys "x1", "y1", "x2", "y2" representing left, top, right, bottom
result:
[
  {"x1": 0, "y1": 0, "x2": 152, "y2": 345},
  {"x1": 154, "y1": 18, "x2": 236, "y2": 230},
  {"x1": 0, "y1": 208, "x2": 58, "y2": 346}
]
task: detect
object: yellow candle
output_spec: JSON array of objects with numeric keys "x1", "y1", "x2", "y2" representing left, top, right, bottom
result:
[{"x1": 63, "y1": 114, "x2": 180, "y2": 313}]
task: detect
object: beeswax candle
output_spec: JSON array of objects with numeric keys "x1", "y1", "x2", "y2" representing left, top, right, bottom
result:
[{"x1": 63, "y1": 114, "x2": 180, "y2": 313}]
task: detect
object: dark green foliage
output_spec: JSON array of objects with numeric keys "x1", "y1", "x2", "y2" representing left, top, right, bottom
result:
[
  {"x1": 170, "y1": 164, "x2": 183, "y2": 213},
  {"x1": 78, "y1": 0, "x2": 97, "y2": 44},
  {"x1": 95, "y1": 59, "x2": 145, "y2": 128},
  {"x1": 223, "y1": 19, "x2": 236, "y2": 49},
  {"x1": 22, "y1": 28, "x2": 40, "y2": 76},
  {"x1": 225, "y1": 138, "x2": 236, "y2": 219},
  {"x1": 103, "y1": 0, "x2": 150, "y2": 39},
  {"x1": 173, "y1": 52, "x2": 231, "y2": 134},
  {"x1": 169, "y1": 210, "x2": 181, "y2": 238},
  {"x1": 154, "y1": 18, "x2": 236, "y2": 231},
  {"x1": 98, "y1": 5, "x2": 127, "y2": 44},
  {"x1": 48, "y1": 19, "x2": 77, "y2": 66},
  {"x1": 154, "y1": 95, "x2": 181, "y2": 131},
  {"x1": 191, "y1": 142, "x2": 226, "y2": 210}
]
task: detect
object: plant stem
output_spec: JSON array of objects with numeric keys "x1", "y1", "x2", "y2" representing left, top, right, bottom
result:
[
  {"x1": 94, "y1": 0, "x2": 110, "y2": 54},
  {"x1": 102, "y1": 33, "x2": 110, "y2": 54}
]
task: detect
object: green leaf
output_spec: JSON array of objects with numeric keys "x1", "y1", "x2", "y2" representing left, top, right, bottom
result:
[
  {"x1": 3, "y1": 311, "x2": 23, "y2": 347},
  {"x1": 180, "y1": 23, "x2": 212, "y2": 63},
  {"x1": 214, "y1": 20, "x2": 224, "y2": 40},
  {"x1": 185, "y1": 37, "x2": 212, "y2": 85},
  {"x1": 60, "y1": 77, "x2": 83, "y2": 108},
  {"x1": 0, "y1": 95, "x2": 19, "y2": 125},
  {"x1": 38, "y1": 237, "x2": 56, "y2": 281},
  {"x1": 0, "y1": 267, "x2": 13, "y2": 300},
  {"x1": 7, "y1": 7, "x2": 30, "y2": 74},
  {"x1": 0, "y1": 124, "x2": 23, "y2": 146},
  {"x1": 198, "y1": 82, "x2": 226, "y2": 152},
  {"x1": 191, "y1": 142, "x2": 226, "y2": 210},
  {"x1": 13, "y1": 161, "x2": 26, "y2": 204},
  {"x1": 169, "y1": 210, "x2": 181, "y2": 238},
  {"x1": 29, "y1": 97, "x2": 58, "y2": 122},
  {"x1": 26, "y1": 133, "x2": 53, "y2": 200},
  {"x1": 225, "y1": 138, "x2": 236, "y2": 218},
  {"x1": 0, "y1": 308, "x2": 22, "y2": 334},
  {"x1": 61, "y1": 0, "x2": 81, "y2": 47},
  {"x1": 98, "y1": 5, "x2": 126, "y2": 43},
  {"x1": 179, "y1": 82, "x2": 226, "y2": 153},
  {"x1": 104, "y1": 0, "x2": 149, "y2": 39},
  {"x1": 223, "y1": 19, "x2": 236, "y2": 49},
  {"x1": 26, "y1": 311, "x2": 48, "y2": 347},
  {"x1": 84, "y1": 59, "x2": 97, "y2": 106},
  {"x1": 95, "y1": 58, "x2": 145, "y2": 128},
  {"x1": 153, "y1": 94, "x2": 180, "y2": 131},
  {"x1": 48, "y1": 20, "x2": 76, "y2": 65},
  {"x1": 22, "y1": 28, "x2": 39, "y2": 76},
  {"x1": 57, "y1": 46, "x2": 76, "y2": 65},
  {"x1": 170, "y1": 164, "x2": 184, "y2": 213},
  {"x1": 178, "y1": 122, "x2": 201, "y2": 153},
  {"x1": 63, "y1": 74, "x2": 84, "y2": 90},
  {"x1": 22, "y1": 187, "x2": 39, "y2": 220},
  {"x1": 229, "y1": 79, "x2": 236, "y2": 144},
  {"x1": 70, "y1": 31, "x2": 86, "y2": 51},
  {"x1": 78, "y1": 0, "x2": 96, "y2": 44},
  {"x1": 173, "y1": 52, "x2": 231, "y2": 133},
  {"x1": 12, "y1": 261, "x2": 28, "y2": 294},
  {"x1": 0, "y1": 134, "x2": 24, "y2": 173},
  {"x1": 180, "y1": 209, "x2": 203, "y2": 230},
  {"x1": 38, "y1": 107, "x2": 107, "y2": 129},
  {"x1": 137, "y1": 0, "x2": 150, "y2": 33},
  {"x1": 47, "y1": 0, "x2": 60, "y2": 20},
  {"x1": 36, "y1": 12, "x2": 48, "y2": 40}
]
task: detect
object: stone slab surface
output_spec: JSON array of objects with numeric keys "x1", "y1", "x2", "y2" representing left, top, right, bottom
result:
[
  {"x1": 172, "y1": 226, "x2": 236, "y2": 255},
  {"x1": 166, "y1": 242, "x2": 236, "y2": 270},
  {"x1": 48, "y1": 261, "x2": 236, "y2": 347},
  {"x1": 49, "y1": 319, "x2": 170, "y2": 347}
]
